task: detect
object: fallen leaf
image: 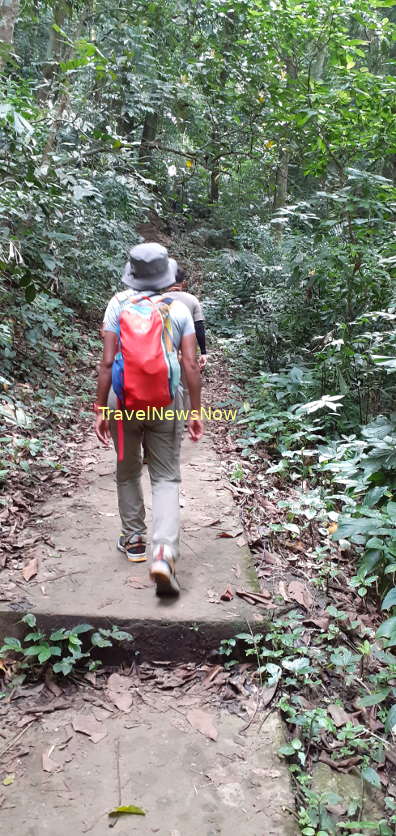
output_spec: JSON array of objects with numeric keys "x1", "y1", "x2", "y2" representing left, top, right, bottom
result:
[
  {"x1": 107, "y1": 673, "x2": 130, "y2": 692},
  {"x1": 236, "y1": 588, "x2": 271, "y2": 605},
  {"x1": 22, "y1": 556, "x2": 39, "y2": 582},
  {"x1": 278, "y1": 581, "x2": 289, "y2": 601},
  {"x1": 16, "y1": 535, "x2": 41, "y2": 549},
  {"x1": 287, "y1": 580, "x2": 313, "y2": 611},
  {"x1": 237, "y1": 535, "x2": 247, "y2": 548},
  {"x1": 260, "y1": 684, "x2": 278, "y2": 707},
  {"x1": 220, "y1": 585, "x2": 234, "y2": 602},
  {"x1": 207, "y1": 588, "x2": 221, "y2": 604},
  {"x1": 126, "y1": 576, "x2": 150, "y2": 590},
  {"x1": 216, "y1": 528, "x2": 243, "y2": 539},
  {"x1": 285, "y1": 540, "x2": 305, "y2": 553},
  {"x1": 107, "y1": 691, "x2": 133, "y2": 713},
  {"x1": 3, "y1": 774, "x2": 15, "y2": 786},
  {"x1": 327, "y1": 704, "x2": 351, "y2": 728},
  {"x1": 202, "y1": 665, "x2": 223, "y2": 688},
  {"x1": 45, "y1": 673, "x2": 62, "y2": 697},
  {"x1": 108, "y1": 805, "x2": 145, "y2": 817},
  {"x1": 72, "y1": 713, "x2": 107, "y2": 744},
  {"x1": 303, "y1": 615, "x2": 330, "y2": 630},
  {"x1": 200, "y1": 475, "x2": 220, "y2": 482},
  {"x1": 42, "y1": 745, "x2": 61, "y2": 773},
  {"x1": 261, "y1": 549, "x2": 281, "y2": 564},
  {"x1": 327, "y1": 522, "x2": 338, "y2": 535},
  {"x1": 187, "y1": 708, "x2": 218, "y2": 741}
]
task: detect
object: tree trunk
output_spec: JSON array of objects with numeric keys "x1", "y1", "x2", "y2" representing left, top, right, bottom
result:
[
  {"x1": 209, "y1": 128, "x2": 220, "y2": 204},
  {"x1": 210, "y1": 166, "x2": 220, "y2": 204},
  {"x1": 0, "y1": 0, "x2": 20, "y2": 65},
  {"x1": 46, "y1": 1, "x2": 70, "y2": 78},
  {"x1": 311, "y1": 44, "x2": 327, "y2": 81},
  {"x1": 138, "y1": 111, "x2": 159, "y2": 171},
  {"x1": 273, "y1": 149, "x2": 289, "y2": 211}
]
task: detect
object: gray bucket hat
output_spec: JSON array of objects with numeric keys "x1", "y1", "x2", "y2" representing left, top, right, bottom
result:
[{"x1": 122, "y1": 242, "x2": 177, "y2": 291}]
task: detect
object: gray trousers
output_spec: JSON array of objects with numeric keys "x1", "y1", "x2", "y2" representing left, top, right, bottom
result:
[{"x1": 108, "y1": 388, "x2": 184, "y2": 560}]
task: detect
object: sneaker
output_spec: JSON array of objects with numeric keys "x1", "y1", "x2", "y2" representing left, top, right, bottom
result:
[
  {"x1": 150, "y1": 546, "x2": 180, "y2": 597},
  {"x1": 117, "y1": 534, "x2": 147, "y2": 563}
]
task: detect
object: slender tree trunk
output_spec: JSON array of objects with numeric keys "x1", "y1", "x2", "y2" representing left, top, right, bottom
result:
[
  {"x1": 209, "y1": 127, "x2": 220, "y2": 204},
  {"x1": 0, "y1": 0, "x2": 20, "y2": 65},
  {"x1": 210, "y1": 166, "x2": 220, "y2": 203},
  {"x1": 311, "y1": 44, "x2": 326, "y2": 81},
  {"x1": 46, "y1": 1, "x2": 70, "y2": 78},
  {"x1": 273, "y1": 149, "x2": 289, "y2": 211},
  {"x1": 138, "y1": 111, "x2": 159, "y2": 171},
  {"x1": 272, "y1": 58, "x2": 297, "y2": 237}
]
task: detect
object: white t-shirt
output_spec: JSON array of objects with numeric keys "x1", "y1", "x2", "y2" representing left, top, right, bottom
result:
[{"x1": 102, "y1": 289, "x2": 195, "y2": 350}]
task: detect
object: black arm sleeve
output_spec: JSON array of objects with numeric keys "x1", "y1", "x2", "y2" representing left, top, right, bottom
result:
[{"x1": 194, "y1": 320, "x2": 206, "y2": 354}]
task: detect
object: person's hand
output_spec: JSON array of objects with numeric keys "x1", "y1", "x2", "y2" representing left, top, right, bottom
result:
[
  {"x1": 94, "y1": 414, "x2": 111, "y2": 446},
  {"x1": 188, "y1": 417, "x2": 204, "y2": 441},
  {"x1": 199, "y1": 354, "x2": 208, "y2": 370}
]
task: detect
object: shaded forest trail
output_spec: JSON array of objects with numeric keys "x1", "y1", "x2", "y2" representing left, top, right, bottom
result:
[
  {"x1": 0, "y1": 222, "x2": 392, "y2": 834},
  {"x1": 0, "y1": 254, "x2": 296, "y2": 832}
]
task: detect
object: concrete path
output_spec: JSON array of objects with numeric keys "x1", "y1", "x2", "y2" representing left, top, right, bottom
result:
[
  {"x1": 1, "y1": 432, "x2": 259, "y2": 658},
  {"x1": 1, "y1": 431, "x2": 296, "y2": 836},
  {"x1": 0, "y1": 684, "x2": 296, "y2": 836}
]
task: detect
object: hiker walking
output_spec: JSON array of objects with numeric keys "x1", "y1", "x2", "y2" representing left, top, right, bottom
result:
[
  {"x1": 162, "y1": 265, "x2": 207, "y2": 413},
  {"x1": 94, "y1": 242, "x2": 203, "y2": 596},
  {"x1": 165, "y1": 266, "x2": 207, "y2": 370}
]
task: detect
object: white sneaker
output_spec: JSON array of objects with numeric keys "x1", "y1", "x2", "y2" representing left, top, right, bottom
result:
[{"x1": 150, "y1": 545, "x2": 180, "y2": 597}]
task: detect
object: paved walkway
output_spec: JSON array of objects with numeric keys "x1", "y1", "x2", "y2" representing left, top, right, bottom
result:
[
  {"x1": 0, "y1": 685, "x2": 295, "y2": 835},
  {"x1": 0, "y1": 430, "x2": 296, "y2": 835},
  {"x1": 1, "y1": 431, "x2": 258, "y2": 658}
]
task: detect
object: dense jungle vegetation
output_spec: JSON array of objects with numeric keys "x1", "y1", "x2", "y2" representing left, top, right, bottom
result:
[{"x1": 2, "y1": 0, "x2": 396, "y2": 832}]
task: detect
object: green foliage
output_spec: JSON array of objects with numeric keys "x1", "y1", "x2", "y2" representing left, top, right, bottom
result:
[
  {"x1": 3, "y1": 2, "x2": 396, "y2": 830},
  {"x1": 221, "y1": 613, "x2": 396, "y2": 834},
  {"x1": 0, "y1": 614, "x2": 134, "y2": 678}
]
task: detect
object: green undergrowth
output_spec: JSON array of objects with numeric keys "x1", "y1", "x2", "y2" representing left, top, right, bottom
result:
[
  {"x1": 232, "y1": 366, "x2": 396, "y2": 625},
  {"x1": 0, "y1": 613, "x2": 133, "y2": 690},
  {"x1": 208, "y1": 352, "x2": 396, "y2": 834},
  {"x1": 0, "y1": 294, "x2": 101, "y2": 494},
  {"x1": 220, "y1": 614, "x2": 396, "y2": 836}
]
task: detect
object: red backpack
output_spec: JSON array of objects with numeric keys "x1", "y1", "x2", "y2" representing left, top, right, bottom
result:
[{"x1": 111, "y1": 293, "x2": 181, "y2": 459}]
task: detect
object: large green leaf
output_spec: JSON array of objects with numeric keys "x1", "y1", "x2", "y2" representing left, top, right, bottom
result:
[
  {"x1": 381, "y1": 587, "x2": 396, "y2": 610},
  {"x1": 357, "y1": 689, "x2": 390, "y2": 708},
  {"x1": 385, "y1": 704, "x2": 396, "y2": 734},
  {"x1": 361, "y1": 766, "x2": 381, "y2": 789},
  {"x1": 376, "y1": 616, "x2": 396, "y2": 640}
]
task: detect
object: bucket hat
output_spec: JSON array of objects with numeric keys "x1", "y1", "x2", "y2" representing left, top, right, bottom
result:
[{"x1": 122, "y1": 242, "x2": 177, "y2": 291}]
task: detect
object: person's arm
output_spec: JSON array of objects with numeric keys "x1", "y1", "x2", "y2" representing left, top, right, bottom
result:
[
  {"x1": 180, "y1": 333, "x2": 203, "y2": 441},
  {"x1": 194, "y1": 320, "x2": 206, "y2": 354},
  {"x1": 192, "y1": 297, "x2": 207, "y2": 368},
  {"x1": 194, "y1": 319, "x2": 208, "y2": 368},
  {"x1": 94, "y1": 331, "x2": 117, "y2": 445}
]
